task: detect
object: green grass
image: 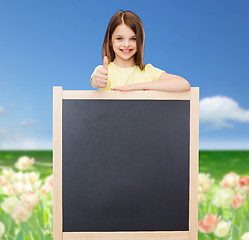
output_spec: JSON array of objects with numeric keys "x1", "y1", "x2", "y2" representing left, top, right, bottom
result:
[
  {"x1": 0, "y1": 150, "x2": 53, "y2": 181},
  {"x1": 199, "y1": 150, "x2": 249, "y2": 182}
]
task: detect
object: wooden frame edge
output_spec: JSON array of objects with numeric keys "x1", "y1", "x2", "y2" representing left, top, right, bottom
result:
[
  {"x1": 63, "y1": 89, "x2": 191, "y2": 100},
  {"x1": 189, "y1": 87, "x2": 199, "y2": 240},
  {"x1": 53, "y1": 86, "x2": 63, "y2": 240},
  {"x1": 63, "y1": 231, "x2": 190, "y2": 240}
]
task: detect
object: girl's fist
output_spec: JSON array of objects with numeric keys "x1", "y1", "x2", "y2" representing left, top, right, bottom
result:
[{"x1": 92, "y1": 56, "x2": 109, "y2": 88}]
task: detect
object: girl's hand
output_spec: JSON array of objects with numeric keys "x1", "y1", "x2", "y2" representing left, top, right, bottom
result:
[
  {"x1": 111, "y1": 83, "x2": 145, "y2": 91},
  {"x1": 92, "y1": 56, "x2": 109, "y2": 88}
]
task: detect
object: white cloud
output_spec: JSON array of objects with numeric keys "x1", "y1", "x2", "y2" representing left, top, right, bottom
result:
[
  {"x1": 20, "y1": 120, "x2": 38, "y2": 127},
  {"x1": 200, "y1": 96, "x2": 249, "y2": 130},
  {"x1": 0, "y1": 106, "x2": 5, "y2": 115}
]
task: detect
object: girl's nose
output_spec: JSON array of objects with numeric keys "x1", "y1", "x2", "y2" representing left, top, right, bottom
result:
[{"x1": 123, "y1": 40, "x2": 130, "y2": 47}]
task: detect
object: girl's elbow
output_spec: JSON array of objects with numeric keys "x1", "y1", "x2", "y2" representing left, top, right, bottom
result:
[
  {"x1": 185, "y1": 81, "x2": 191, "y2": 91},
  {"x1": 180, "y1": 78, "x2": 191, "y2": 92}
]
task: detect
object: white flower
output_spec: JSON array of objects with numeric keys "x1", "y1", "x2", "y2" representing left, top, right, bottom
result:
[
  {"x1": 212, "y1": 188, "x2": 235, "y2": 208},
  {"x1": 21, "y1": 192, "x2": 40, "y2": 209},
  {"x1": 0, "y1": 222, "x2": 5, "y2": 238},
  {"x1": 2, "y1": 185, "x2": 13, "y2": 195},
  {"x1": 11, "y1": 201, "x2": 32, "y2": 222},
  {"x1": 28, "y1": 172, "x2": 40, "y2": 183},
  {"x1": 23, "y1": 182, "x2": 33, "y2": 193},
  {"x1": 13, "y1": 172, "x2": 25, "y2": 182},
  {"x1": 198, "y1": 193, "x2": 206, "y2": 203},
  {"x1": 2, "y1": 168, "x2": 15, "y2": 180},
  {"x1": 220, "y1": 172, "x2": 239, "y2": 188},
  {"x1": 15, "y1": 156, "x2": 34, "y2": 170},
  {"x1": 32, "y1": 180, "x2": 41, "y2": 190},
  {"x1": 1, "y1": 196, "x2": 20, "y2": 214},
  {"x1": 199, "y1": 173, "x2": 215, "y2": 192},
  {"x1": 12, "y1": 182, "x2": 25, "y2": 196},
  {"x1": 242, "y1": 232, "x2": 249, "y2": 240},
  {"x1": 214, "y1": 221, "x2": 231, "y2": 237}
]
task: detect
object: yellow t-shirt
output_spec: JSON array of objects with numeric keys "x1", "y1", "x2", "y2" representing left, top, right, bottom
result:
[{"x1": 90, "y1": 62, "x2": 165, "y2": 90}]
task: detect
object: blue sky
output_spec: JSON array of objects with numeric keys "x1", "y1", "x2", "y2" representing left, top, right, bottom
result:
[{"x1": 0, "y1": 0, "x2": 249, "y2": 149}]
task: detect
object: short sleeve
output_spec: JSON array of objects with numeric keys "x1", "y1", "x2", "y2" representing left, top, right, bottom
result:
[
  {"x1": 90, "y1": 65, "x2": 102, "y2": 88},
  {"x1": 146, "y1": 64, "x2": 166, "y2": 82}
]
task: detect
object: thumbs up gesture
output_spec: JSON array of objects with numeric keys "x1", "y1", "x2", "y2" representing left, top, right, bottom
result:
[{"x1": 92, "y1": 56, "x2": 108, "y2": 88}]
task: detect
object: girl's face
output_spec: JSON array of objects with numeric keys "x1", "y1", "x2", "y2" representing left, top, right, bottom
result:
[{"x1": 111, "y1": 24, "x2": 137, "y2": 62}]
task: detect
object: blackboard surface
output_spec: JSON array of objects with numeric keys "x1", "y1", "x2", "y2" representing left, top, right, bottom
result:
[{"x1": 62, "y1": 99, "x2": 190, "y2": 232}]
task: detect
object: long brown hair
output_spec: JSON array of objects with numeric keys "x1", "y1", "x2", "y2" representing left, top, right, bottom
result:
[{"x1": 102, "y1": 10, "x2": 146, "y2": 71}]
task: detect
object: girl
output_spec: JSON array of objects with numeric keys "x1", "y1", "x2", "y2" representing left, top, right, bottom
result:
[{"x1": 91, "y1": 10, "x2": 190, "y2": 92}]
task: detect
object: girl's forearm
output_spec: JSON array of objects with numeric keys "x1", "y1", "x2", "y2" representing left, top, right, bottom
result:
[{"x1": 139, "y1": 76, "x2": 191, "y2": 92}]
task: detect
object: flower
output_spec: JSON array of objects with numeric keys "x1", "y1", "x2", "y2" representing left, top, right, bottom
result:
[
  {"x1": 199, "y1": 173, "x2": 215, "y2": 192},
  {"x1": 12, "y1": 201, "x2": 32, "y2": 222},
  {"x1": 198, "y1": 193, "x2": 206, "y2": 203},
  {"x1": 0, "y1": 176, "x2": 9, "y2": 186},
  {"x1": 212, "y1": 188, "x2": 235, "y2": 208},
  {"x1": 220, "y1": 172, "x2": 239, "y2": 188},
  {"x1": 11, "y1": 182, "x2": 25, "y2": 196},
  {"x1": 13, "y1": 171, "x2": 25, "y2": 182},
  {"x1": 2, "y1": 168, "x2": 15, "y2": 180},
  {"x1": 242, "y1": 232, "x2": 249, "y2": 240},
  {"x1": 1, "y1": 196, "x2": 20, "y2": 214},
  {"x1": 28, "y1": 172, "x2": 40, "y2": 183},
  {"x1": 214, "y1": 221, "x2": 231, "y2": 237},
  {"x1": 40, "y1": 175, "x2": 53, "y2": 195},
  {"x1": 237, "y1": 176, "x2": 249, "y2": 195},
  {"x1": 15, "y1": 156, "x2": 34, "y2": 170},
  {"x1": 198, "y1": 214, "x2": 221, "y2": 233},
  {"x1": 0, "y1": 222, "x2": 5, "y2": 239},
  {"x1": 238, "y1": 176, "x2": 249, "y2": 186},
  {"x1": 232, "y1": 192, "x2": 246, "y2": 209},
  {"x1": 21, "y1": 192, "x2": 40, "y2": 210}
]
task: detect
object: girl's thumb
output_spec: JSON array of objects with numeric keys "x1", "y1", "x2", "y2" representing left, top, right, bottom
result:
[{"x1": 103, "y1": 56, "x2": 109, "y2": 70}]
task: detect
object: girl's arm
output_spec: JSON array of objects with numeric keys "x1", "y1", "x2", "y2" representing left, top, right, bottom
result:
[{"x1": 111, "y1": 72, "x2": 191, "y2": 92}]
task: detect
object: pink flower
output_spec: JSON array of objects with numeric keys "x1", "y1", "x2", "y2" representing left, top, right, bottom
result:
[
  {"x1": 232, "y1": 192, "x2": 246, "y2": 209},
  {"x1": 238, "y1": 176, "x2": 249, "y2": 187},
  {"x1": 0, "y1": 177, "x2": 9, "y2": 186},
  {"x1": 198, "y1": 214, "x2": 221, "y2": 233}
]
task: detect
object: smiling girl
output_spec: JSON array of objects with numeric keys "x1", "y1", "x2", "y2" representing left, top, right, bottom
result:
[{"x1": 91, "y1": 10, "x2": 190, "y2": 92}]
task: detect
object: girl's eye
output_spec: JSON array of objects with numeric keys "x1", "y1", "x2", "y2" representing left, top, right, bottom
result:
[{"x1": 116, "y1": 37, "x2": 136, "y2": 40}]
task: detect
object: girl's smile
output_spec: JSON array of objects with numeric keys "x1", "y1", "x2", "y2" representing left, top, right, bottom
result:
[{"x1": 120, "y1": 49, "x2": 133, "y2": 53}]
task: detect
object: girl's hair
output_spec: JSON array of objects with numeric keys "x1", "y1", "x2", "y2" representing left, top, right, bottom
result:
[{"x1": 102, "y1": 10, "x2": 146, "y2": 71}]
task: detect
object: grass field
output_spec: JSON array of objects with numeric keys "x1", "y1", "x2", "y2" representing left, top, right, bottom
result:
[{"x1": 0, "y1": 150, "x2": 248, "y2": 239}]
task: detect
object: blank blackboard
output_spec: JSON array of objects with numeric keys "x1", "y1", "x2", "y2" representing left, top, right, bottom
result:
[
  {"x1": 53, "y1": 88, "x2": 199, "y2": 240},
  {"x1": 62, "y1": 99, "x2": 189, "y2": 232}
]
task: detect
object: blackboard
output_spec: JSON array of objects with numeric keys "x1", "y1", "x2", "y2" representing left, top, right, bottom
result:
[
  {"x1": 62, "y1": 99, "x2": 190, "y2": 232},
  {"x1": 53, "y1": 87, "x2": 199, "y2": 240}
]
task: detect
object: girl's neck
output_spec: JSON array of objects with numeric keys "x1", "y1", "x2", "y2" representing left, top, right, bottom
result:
[{"x1": 113, "y1": 57, "x2": 135, "y2": 68}]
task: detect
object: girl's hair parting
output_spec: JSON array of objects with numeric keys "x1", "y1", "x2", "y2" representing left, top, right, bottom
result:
[{"x1": 102, "y1": 10, "x2": 146, "y2": 71}]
